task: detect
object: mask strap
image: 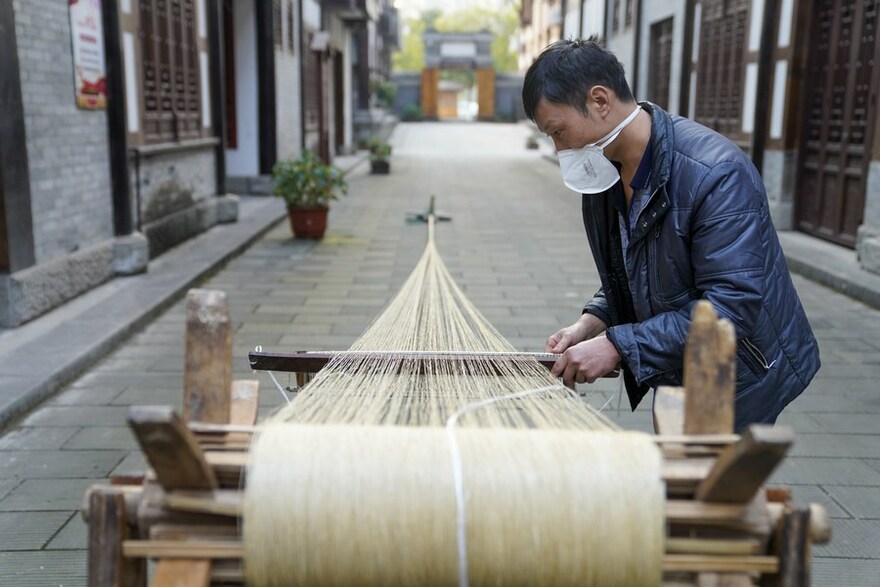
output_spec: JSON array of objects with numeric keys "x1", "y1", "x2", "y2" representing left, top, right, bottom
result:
[{"x1": 594, "y1": 105, "x2": 642, "y2": 150}]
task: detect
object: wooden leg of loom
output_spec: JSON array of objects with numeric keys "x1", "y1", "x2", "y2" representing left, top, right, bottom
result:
[
  {"x1": 151, "y1": 559, "x2": 212, "y2": 587},
  {"x1": 88, "y1": 487, "x2": 147, "y2": 587}
]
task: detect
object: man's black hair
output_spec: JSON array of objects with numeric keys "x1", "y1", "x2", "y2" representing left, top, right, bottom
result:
[{"x1": 522, "y1": 38, "x2": 635, "y2": 122}]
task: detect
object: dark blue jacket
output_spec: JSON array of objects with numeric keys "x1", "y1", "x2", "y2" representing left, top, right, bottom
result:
[{"x1": 583, "y1": 102, "x2": 820, "y2": 431}]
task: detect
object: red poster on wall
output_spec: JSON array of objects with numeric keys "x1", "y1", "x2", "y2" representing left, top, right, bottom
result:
[{"x1": 69, "y1": 0, "x2": 107, "y2": 109}]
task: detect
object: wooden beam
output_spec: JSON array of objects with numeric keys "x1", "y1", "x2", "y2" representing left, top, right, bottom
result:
[
  {"x1": 696, "y1": 425, "x2": 793, "y2": 503},
  {"x1": 684, "y1": 301, "x2": 736, "y2": 435},
  {"x1": 123, "y1": 540, "x2": 244, "y2": 559},
  {"x1": 655, "y1": 386, "x2": 686, "y2": 435},
  {"x1": 229, "y1": 380, "x2": 259, "y2": 425},
  {"x1": 663, "y1": 555, "x2": 777, "y2": 574},
  {"x1": 150, "y1": 559, "x2": 211, "y2": 587},
  {"x1": 128, "y1": 406, "x2": 218, "y2": 491},
  {"x1": 248, "y1": 349, "x2": 620, "y2": 376},
  {"x1": 88, "y1": 488, "x2": 147, "y2": 587},
  {"x1": 184, "y1": 289, "x2": 232, "y2": 424},
  {"x1": 767, "y1": 506, "x2": 811, "y2": 587}
]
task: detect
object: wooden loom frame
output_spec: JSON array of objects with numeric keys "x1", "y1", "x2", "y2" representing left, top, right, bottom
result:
[{"x1": 82, "y1": 291, "x2": 831, "y2": 587}]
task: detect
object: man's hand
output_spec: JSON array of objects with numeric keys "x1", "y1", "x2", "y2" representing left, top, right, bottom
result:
[
  {"x1": 545, "y1": 314, "x2": 607, "y2": 353},
  {"x1": 550, "y1": 336, "x2": 621, "y2": 387}
]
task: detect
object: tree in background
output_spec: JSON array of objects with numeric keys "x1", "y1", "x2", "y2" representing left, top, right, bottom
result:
[{"x1": 392, "y1": 4, "x2": 519, "y2": 75}]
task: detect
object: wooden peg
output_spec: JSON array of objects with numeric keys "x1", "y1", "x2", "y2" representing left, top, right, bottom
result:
[
  {"x1": 684, "y1": 300, "x2": 736, "y2": 435},
  {"x1": 88, "y1": 487, "x2": 147, "y2": 587},
  {"x1": 128, "y1": 406, "x2": 218, "y2": 491},
  {"x1": 184, "y1": 289, "x2": 232, "y2": 424},
  {"x1": 654, "y1": 386, "x2": 686, "y2": 435},
  {"x1": 696, "y1": 425, "x2": 793, "y2": 503},
  {"x1": 229, "y1": 380, "x2": 260, "y2": 425}
]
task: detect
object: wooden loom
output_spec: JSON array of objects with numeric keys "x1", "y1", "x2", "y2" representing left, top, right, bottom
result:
[{"x1": 83, "y1": 290, "x2": 831, "y2": 587}]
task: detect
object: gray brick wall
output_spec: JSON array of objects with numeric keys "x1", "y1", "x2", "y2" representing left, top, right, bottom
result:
[
  {"x1": 13, "y1": 0, "x2": 114, "y2": 265},
  {"x1": 134, "y1": 146, "x2": 217, "y2": 227}
]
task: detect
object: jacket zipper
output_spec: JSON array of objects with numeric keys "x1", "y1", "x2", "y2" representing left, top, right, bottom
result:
[{"x1": 741, "y1": 337, "x2": 775, "y2": 371}]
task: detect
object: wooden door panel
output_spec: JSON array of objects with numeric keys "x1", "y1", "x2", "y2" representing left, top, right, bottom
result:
[{"x1": 796, "y1": 0, "x2": 878, "y2": 247}]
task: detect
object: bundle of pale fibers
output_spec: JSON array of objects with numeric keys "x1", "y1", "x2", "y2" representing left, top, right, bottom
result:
[{"x1": 244, "y1": 218, "x2": 664, "y2": 586}]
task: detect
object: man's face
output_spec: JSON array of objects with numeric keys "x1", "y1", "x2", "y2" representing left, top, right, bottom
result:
[{"x1": 534, "y1": 98, "x2": 608, "y2": 152}]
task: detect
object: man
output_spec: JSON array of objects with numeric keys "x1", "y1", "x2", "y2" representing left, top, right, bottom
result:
[{"x1": 523, "y1": 39, "x2": 820, "y2": 431}]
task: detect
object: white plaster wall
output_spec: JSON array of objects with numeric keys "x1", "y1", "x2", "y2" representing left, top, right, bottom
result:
[
  {"x1": 581, "y1": 0, "x2": 605, "y2": 39},
  {"x1": 225, "y1": 0, "x2": 259, "y2": 176},
  {"x1": 276, "y1": 0, "x2": 303, "y2": 160},
  {"x1": 637, "y1": 0, "x2": 686, "y2": 114},
  {"x1": 605, "y1": 1, "x2": 635, "y2": 92}
]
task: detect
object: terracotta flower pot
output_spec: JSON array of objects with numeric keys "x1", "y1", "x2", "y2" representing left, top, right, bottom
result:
[{"x1": 288, "y1": 206, "x2": 329, "y2": 239}]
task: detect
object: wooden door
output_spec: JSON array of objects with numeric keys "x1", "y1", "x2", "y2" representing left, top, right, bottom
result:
[
  {"x1": 648, "y1": 17, "x2": 674, "y2": 110},
  {"x1": 223, "y1": 0, "x2": 236, "y2": 149},
  {"x1": 692, "y1": 0, "x2": 750, "y2": 145},
  {"x1": 795, "y1": 0, "x2": 880, "y2": 247},
  {"x1": 334, "y1": 51, "x2": 344, "y2": 153}
]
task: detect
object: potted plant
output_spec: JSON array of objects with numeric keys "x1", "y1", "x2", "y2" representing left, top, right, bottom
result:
[
  {"x1": 367, "y1": 137, "x2": 392, "y2": 175},
  {"x1": 272, "y1": 150, "x2": 347, "y2": 239}
]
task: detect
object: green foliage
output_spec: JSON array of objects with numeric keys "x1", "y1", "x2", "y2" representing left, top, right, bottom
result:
[
  {"x1": 401, "y1": 104, "x2": 423, "y2": 121},
  {"x1": 271, "y1": 151, "x2": 347, "y2": 209},
  {"x1": 371, "y1": 80, "x2": 398, "y2": 108},
  {"x1": 393, "y1": 17, "x2": 426, "y2": 72},
  {"x1": 392, "y1": 5, "x2": 519, "y2": 74},
  {"x1": 366, "y1": 137, "x2": 392, "y2": 162}
]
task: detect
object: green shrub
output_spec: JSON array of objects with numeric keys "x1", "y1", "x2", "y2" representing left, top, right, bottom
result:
[
  {"x1": 272, "y1": 151, "x2": 347, "y2": 209},
  {"x1": 401, "y1": 104, "x2": 422, "y2": 121}
]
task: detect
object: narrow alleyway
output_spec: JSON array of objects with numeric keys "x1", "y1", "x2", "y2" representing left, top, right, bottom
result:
[{"x1": 0, "y1": 122, "x2": 878, "y2": 585}]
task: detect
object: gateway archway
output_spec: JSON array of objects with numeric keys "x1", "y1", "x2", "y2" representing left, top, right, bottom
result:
[{"x1": 420, "y1": 30, "x2": 495, "y2": 120}]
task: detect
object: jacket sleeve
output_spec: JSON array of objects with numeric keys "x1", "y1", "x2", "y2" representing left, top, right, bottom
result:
[
  {"x1": 605, "y1": 160, "x2": 766, "y2": 388},
  {"x1": 582, "y1": 287, "x2": 611, "y2": 325}
]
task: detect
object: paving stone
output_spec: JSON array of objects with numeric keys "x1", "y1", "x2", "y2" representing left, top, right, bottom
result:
[
  {"x1": 810, "y1": 413, "x2": 880, "y2": 434},
  {"x1": 0, "y1": 550, "x2": 86, "y2": 586},
  {"x1": 812, "y1": 558, "x2": 880, "y2": 587},
  {"x1": 0, "y1": 511, "x2": 72, "y2": 549},
  {"x1": 782, "y1": 484, "x2": 852, "y2": 518},
  {"x1": 62, "y1": 427, "x2": 138, "y2": 451},
  {"x1": 0, "y1": 479, "x2": 20, "y2": 501},
  {"x1": 46, "y1": 514, "x2": 86, "y2": 550},
  {"x1": 20, "y1": 406, "x2": 131, "y2": 428},
  {"x1": 769, "y1": 457, "x2": 880, "y2": 486},
  {"x1": 824, "y1": 485, "x2": 880, "y2": 519},
  {"x1": 111, "y1": 387, "x2": 182, "y2": 407},
  {"x1": 814, "y1": 519, "x2": 880, "y2": 558},
  {"x1": 110, "y1": 451, "x2": 148, "y2": 477},
  {"x1": 0, "y1": 428, "x2": 79, "y2": 451},
  {"x1": 47, "y1": 386, "x2": 125, "y2": 406},
  {"x1": 0, "y1": 478, "x2": 100, "y2": 511},
  {"x1": 790, "y1": 434, "x2": 880, "y2": 458},
  {"x1": 775, "y1": 411, "x2": 825, "y2": 434},
  {"x1": 0, "y1": 450, "x2": 124, "y2": 479}
]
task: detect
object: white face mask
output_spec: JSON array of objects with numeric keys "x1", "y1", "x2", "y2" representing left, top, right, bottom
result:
[{"x1": 557, "y1": 106, "x2": 641, "y2": 194}]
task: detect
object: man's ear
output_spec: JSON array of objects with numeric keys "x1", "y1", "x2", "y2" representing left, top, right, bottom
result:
[{"x1": 588, "y1": 86, "x2": 612, "y2": 119}]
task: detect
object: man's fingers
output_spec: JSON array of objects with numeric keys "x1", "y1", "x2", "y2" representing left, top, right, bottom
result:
[{"x1": 550, "y1": 354, "x2": 567, "y2": 377}]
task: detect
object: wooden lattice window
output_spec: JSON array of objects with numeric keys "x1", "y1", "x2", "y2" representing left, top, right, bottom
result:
[
  {"x1": 140, "y1": 0, "x2": 202, "y2": 143},
  {"x1": 303, "y1": 32, "x2": 321, "y2": 132},
  {"x1": 694, "y1": 0, "x2": 749, "y2": 139}
]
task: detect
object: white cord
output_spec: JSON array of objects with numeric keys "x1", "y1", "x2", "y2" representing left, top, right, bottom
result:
[
  {"x1": 444, "y1": 384, "x2": 559, "y2": 587},
  {"x1": 254, "y1": 345, "x2": 293, "y2": 405}
]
